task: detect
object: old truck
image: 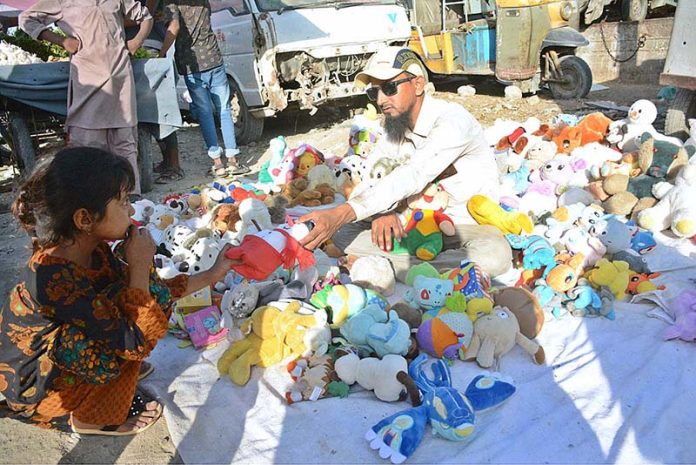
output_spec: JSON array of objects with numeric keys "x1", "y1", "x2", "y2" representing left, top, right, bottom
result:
[{"x1": 206, "y1": 0, "x2": 412, "y2": 145}]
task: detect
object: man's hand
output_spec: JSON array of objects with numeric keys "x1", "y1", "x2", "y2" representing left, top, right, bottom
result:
[
  {"x1": 126, "y1": 39, "x2": 142, "y2": 55},
  {"x1": 371, "y1": 213, "x2": 406, "y2": 252},
  {"x1": 299, "y1": 203, "x2": 356, "y2": 250},
  {"x1": 62, "y1": 36, "x2": 81, "y2": 54}
]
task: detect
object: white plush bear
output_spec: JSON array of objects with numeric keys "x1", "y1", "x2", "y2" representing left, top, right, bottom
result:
[
  {"x1": 234, "y1": 198, "x2": 273, "y2": 243},
  {"x1": 334, "y1": 352, "x2": 408, "y2": 402},
  {"x1": 608, "y1": 100, "x2": 683, "y2": 151},
  {"x1": 637, "y1": 162, "x2": 696, "y2": 238}
]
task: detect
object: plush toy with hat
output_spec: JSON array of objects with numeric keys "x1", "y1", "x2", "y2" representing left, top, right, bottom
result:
[
  {"x1": 467, "y1": 195, "x2": 533, "y2": 235},
  {"x1": 365, "y1": 354, "x2": 516, "y2": 464},
  {"x1": 391, "y1": 183, "x2": 455, "y2": 261}
]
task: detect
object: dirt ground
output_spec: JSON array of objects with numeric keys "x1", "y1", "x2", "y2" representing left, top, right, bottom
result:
[{"x1": 0, "y1": 81, "x2": 665, "y2": 464}]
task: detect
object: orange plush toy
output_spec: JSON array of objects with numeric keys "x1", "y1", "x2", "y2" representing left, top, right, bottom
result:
[{"x1": 538, "y1": 113, "x2": 612, "y2": 155}]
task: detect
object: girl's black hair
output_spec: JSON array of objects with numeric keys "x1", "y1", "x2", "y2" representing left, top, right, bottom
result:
[{"x1": 12, "y1": 146, "x2": 135, "y2": 249}]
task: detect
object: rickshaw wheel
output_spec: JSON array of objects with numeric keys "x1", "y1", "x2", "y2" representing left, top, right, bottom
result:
[
  {"x1": 548, "y1": 55, "x2": 593, "y2": 100},
  {"x1": 1, "y1": 112, "x2": 35, "y2": 177}
]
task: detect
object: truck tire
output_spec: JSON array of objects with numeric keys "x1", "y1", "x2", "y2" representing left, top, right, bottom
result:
[
  {"x1": 548, "y1": 55, "x2": 593, "y2": 99},
  {"x1": 664, "y1": 88, "x2": 696, "y2": 141},
  {"x1": 228, "y1": 77, "x2": 264, "y2": 145},
  {"x1": 138, "y1": 125, "x2": 154, "y2": 194},
  {"x1": 621, "y1": 0, "x2": 648, "y2": 22},
  {"x1": 6, "y1": 112, "x2": 35, "y2": 176}
]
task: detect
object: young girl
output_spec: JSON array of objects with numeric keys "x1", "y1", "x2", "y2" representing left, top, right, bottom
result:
[{"x1": 0, "y1": 147, "x2": 233, "y2": 435}]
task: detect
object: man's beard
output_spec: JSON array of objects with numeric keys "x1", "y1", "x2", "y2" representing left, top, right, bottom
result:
[{"x1": 383, "y1": 104, "x2": 414, "y2": 143}]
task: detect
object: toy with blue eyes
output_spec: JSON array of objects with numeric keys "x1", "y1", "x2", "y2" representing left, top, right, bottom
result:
[{"x1": 365, "y1": 354, "x2": 516, "y2": 464}]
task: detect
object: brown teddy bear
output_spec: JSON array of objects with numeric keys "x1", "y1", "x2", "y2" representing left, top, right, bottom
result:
[
  {"x1": 210, "y1": 203, "x2": 241, "y2": 234},
  {"x1": 281, "y1": 178, "x2": 336, "y2": 207}
]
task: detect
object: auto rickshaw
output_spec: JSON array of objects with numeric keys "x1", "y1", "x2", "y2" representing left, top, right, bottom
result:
[{"x1": 407, "y1": 0, "x2": 594, "y2": 98}]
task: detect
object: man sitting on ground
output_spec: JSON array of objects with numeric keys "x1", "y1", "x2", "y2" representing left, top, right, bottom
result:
[{"x1": 299, "y1": 47, "x2": 512, "y2": 281}]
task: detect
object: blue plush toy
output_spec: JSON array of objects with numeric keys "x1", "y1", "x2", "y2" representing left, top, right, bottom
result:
[
  {"x1": 565, "y1": 280, "x2": 615, "y2": 320},
  {"x1": 505, "y1": 234, "x2": 556, "y2": 270},
  {"x1": 339, "y1": 305, "x2": 411, "y2": 358},
  {"x1": 404, "y1": 275, "x2": 454, "y2": 312},
  {"x1": 626, "y1": 220, "x2": 657, "y2": 255},
  {"x1": 365, "y1": 354, "x2": 516, "y2": 464}
]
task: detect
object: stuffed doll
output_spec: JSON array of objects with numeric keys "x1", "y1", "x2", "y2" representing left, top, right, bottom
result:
[
  {"x1": 259, "y1": 136, "x2": 288, "y2": 185},
  {"x1": 607, "y1": 99, "x2": 684, "y2": 151},
  {"x1": 217, "y1": 300, "x2": 330, "y2": 385},
  {"x1": 338, "y1": 305, "x2": 411, "y2": 358},
  {"x1": 334, "y1": 352, "x2": 413, "y2": 402},
  {"x1": 366, "y1": 354, "x2": 516, "y2": 464},
  {"x1": 467, "y1": 195, "x2": 533, "y2": 235},
  {"x1": 544, "y1": 112, "x2": 611, "y2": 154},
  {"x1": 637, "y1": 163, "x2": 696, "y2": 238},
  {"x1": 464, "y1": 305, "x2": 545, "y2": 369},
  {"x1": 533, "y1": 156, "x2": 589, "y2": 194},
  {"x1": 293, "y1": 144, "x2": 325, "y2": 178},
  {"x1": 285, "y1": 354, "x2": 349, "y2": 404},
  {"x1": 392, "y1": 183, "x2": 455, "y2": 261},
  {"x1": 663, "y1": 289, "x2": 696, "y2": 342},
  {"x1": 225, "y1": 221, "x2": 315, "y2": 281},
  {"x1": 585, "y1": 258, "x2": 632, "y2": 300},
  {"x1": 349, "y1": 255, "x2": 396, "y2": 297}
]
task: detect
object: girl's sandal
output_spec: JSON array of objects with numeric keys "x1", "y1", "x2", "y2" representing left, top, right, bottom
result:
[
  {"x1": 70, "y1": 389, "x2": 163, "y2": 437},
  {"x1": 210, "y1": 165, "x2": 228, "y2": 178}
]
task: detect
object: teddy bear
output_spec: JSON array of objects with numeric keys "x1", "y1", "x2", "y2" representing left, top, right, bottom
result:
[
  {"x1": 217, "y1": 300, "x2": 330, "y2": 385},
  {"x1": 637, "y1": 162, "x2": 696, "y2": 238},
  {"x1": 293, "y1": 144, "x2": 324, "y2": 178},
  {"x1": 391, "y1": 183, "x2": 455, "y2": 261},
  {"x1": 307, "y1": 164, "x2": 338, "y2": 190},
  {"x1": 334, "y1": 352, "x2": 413, "y2": 402},
  {"x1": 280, "y1": 177, "x2": 335, "y2": 207},
  {"x1": 463, "y1": 305, "x2": 545, "y2": 369},
  {"x1": 589, "y1": 133, "x2": 693, "y2": 216}
]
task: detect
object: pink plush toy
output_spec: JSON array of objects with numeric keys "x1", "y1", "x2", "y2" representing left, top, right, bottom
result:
[{"x1": 664, "y1": 289, "x2": 696, "y2": 342}]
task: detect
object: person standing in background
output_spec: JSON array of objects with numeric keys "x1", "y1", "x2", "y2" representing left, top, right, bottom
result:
[
  {"x1": 160, "y1": 0, "x2": 250, "y2": 178},
  {"x1": 19, "y1": 0, "x2": 153, "y2": 198}
]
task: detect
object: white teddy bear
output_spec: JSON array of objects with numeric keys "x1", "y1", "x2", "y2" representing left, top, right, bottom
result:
[
  {"x1": 637, "y1": 161, "x2": 696, "y2": 238},
  {"x1": 608, "y1": 99, "x2": 683, "y2": 151}
]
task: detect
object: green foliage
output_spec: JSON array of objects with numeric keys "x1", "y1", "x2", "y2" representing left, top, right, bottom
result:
[{"x1": 0, "y1": 28, "x2": 69, "y2": 61}]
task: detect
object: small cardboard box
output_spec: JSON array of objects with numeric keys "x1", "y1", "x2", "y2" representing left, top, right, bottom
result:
[{"x1": 176, "y1": 286, "x2": 212, "y2": 313}]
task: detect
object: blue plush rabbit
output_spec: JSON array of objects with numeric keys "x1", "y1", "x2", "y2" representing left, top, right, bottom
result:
[{"x1": 365, "y1": 354, "x2": 516, "y2": 463}]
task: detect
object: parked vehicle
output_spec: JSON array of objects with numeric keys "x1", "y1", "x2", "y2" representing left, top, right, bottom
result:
[
  {"x1": 203, "y1": 0, "x2": 412, "y2": 144},
  {"x1": 578, "y1": 0, "x2": 677, "y2": 25},
  {"x1": 406, "y1": 0, "x2": 594, "y2": 99},
  {"x1": 660, "y1": 0, "x2": 695, "y2": 140}
]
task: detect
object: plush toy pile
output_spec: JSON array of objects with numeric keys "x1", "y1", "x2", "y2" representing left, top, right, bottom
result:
[{"x1": 133, "y1": 100, "x2": 695, "y2": 464}]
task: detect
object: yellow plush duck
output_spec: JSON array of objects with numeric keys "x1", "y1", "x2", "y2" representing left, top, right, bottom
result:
[{"x1": 467, "y1": 195, "x2": 533, "y2": 235}]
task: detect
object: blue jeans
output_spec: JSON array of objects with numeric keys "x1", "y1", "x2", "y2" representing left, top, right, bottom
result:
[{"x1": 183, "y1": 64, "x2": 237, "y2": 158}]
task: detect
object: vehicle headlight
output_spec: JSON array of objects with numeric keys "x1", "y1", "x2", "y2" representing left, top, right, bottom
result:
[{"x1": 560, "y1": 1, "x2": 574, "y2": 20}]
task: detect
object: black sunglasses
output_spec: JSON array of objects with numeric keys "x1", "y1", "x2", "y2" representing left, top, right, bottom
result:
[{"x1": 365, "y1": 75, "x2": 415, "y2": 101}]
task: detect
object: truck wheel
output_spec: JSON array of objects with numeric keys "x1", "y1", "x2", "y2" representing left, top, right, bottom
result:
[
  {"x1": 6, "y1": 112, "x2": 35, "y2": 176},
  {"x1": 138, "y1": 125, "x2": 154, "y2": 194},
  {"x1": 621, "y1": 0, "x2": 648, "y2": 22},
  {"x1": 664, "y1": 88, "x2": 696, "y2": 141},
  {"x1": 548, "y1": 55, "x2": 593, "y2": 99},
  {"x1": 228, "y1": 77, "x2": 264, "y2": 145}
]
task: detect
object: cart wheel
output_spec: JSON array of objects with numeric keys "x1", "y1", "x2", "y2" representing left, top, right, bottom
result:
[
  {"x1": 228, "y1": 76, "x2": 264, "y2": 145},
  {"x1": 621, "y1": 0, "x2": 648, "y2": 22},
  {"x1": 138, "y1": 126, "x2": 154, "y2": 194},
  {"x1": 664, "y1": 88, "x2": 696, "y2": 141},
  {"x1": 548, "y1": 55, "x2": 593, "y2": 100},
  {"x1": 5, "y1": 112, "x2": 35, "y2": 176}
]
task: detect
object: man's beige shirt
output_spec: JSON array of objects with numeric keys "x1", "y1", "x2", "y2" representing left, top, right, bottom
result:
[{"x1": 348, "y1": 95, "x2": 500, "y2": 224}]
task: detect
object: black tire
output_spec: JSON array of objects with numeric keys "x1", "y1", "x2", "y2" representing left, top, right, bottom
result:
[
  {"x1": 664, "y1": 88, "x2": 696, "y2": 141},
  {"x1": 5, "y1": 112, "x2": 35, "y2": 176},
  {"x1": 137, "y1": 125, "x2": 154, "y2": 194},
  {"x1": 548, "y1": 55, "x2": 593, "y2": 99},
  {"x1": 227, "y1": 77, "x2": 264, "y2": 145},
  {"x1": 621, "y1": 0, "x2": 648, "y2": 22}
]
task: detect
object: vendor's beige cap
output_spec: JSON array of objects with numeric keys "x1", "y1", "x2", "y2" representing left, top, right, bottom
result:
[{"x1": 355, "y1": 47, "x2": 427, "y2": 88}]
